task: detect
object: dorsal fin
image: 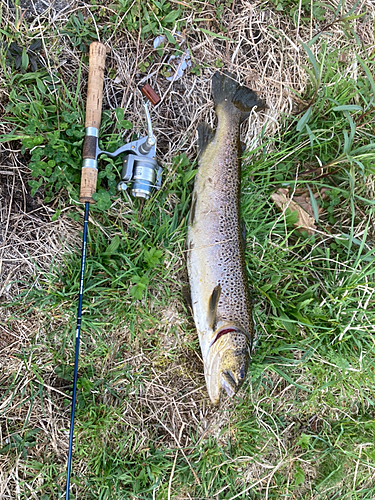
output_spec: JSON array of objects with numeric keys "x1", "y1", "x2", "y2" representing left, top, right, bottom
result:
[
  {"x1": 208, "y1": 284, "x2": 221, "y2": 328},
  {"x1": 197, "y1": 122, "x2": 214, "y2": 157}
]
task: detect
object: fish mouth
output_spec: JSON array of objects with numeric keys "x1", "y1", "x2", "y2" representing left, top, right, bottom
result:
[
  {"x1": 221, "y1": 370, "x2": 238, "y2": 398},
  {"x1": 206, "y1": 326, "x2": 250, "y2": 405}
]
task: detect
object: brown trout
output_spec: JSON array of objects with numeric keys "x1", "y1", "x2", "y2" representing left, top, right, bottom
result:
[{"x1": 187, "y1": 71, "x2": 265, "y2": 405}]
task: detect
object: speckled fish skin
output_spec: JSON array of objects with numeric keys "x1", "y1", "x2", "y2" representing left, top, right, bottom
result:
[{"x1": 187, "y1": 71, "x2": 265, "y2": 405}]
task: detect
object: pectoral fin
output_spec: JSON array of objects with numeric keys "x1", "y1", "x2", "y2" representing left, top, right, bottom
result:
[{"x1": 208, "y1": 284, "x2": 221, "y2": 329}]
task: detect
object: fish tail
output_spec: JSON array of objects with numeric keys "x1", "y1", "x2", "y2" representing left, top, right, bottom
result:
[
  {"x1": 212, "y1": 71, "x2": 239, "y2": 106},
  {"x1": 212, "y1": 71, "x2": 266, "y2": 116}
]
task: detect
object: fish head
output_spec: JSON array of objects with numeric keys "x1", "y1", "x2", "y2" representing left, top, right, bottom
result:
[{"x1": 205, "y1": 326, "x2": 251, "y2": 405}]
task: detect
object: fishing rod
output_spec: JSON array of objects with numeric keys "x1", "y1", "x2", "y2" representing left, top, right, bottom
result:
[
  {"x1": 65, "y1": 41, "x2": 161, "y2": 499},
  {"x1": 65, "y1": 41, "x2": 107, "y2": 500}
]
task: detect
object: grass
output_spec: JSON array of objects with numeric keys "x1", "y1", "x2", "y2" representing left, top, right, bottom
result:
[{"x1": 1, "y1": 0, "x2": 375, "y2": 499}]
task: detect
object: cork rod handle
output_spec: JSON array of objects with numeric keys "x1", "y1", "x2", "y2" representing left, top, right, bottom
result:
[
  {"x1": 85, "y1": 42, "x2": 107, "y2": 129},
  {"x1": 79, "y1": 42, "x2": 107, "y2": 204}
]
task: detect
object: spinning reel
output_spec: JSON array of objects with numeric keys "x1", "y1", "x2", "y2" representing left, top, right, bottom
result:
[
  {"x1": 79, "y1": 73, "x2": 162, "y2": 204},
  {"x1": 116, "y1": 100, "x2": 162, "y2": 199}
]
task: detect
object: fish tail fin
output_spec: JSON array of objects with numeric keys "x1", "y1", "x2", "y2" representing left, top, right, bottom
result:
[
  {"x1": 212, "y1": 71, "x2": 266, "y2": 115},
  {"x1": 212, "y1": 71, "x2": 239, "y2": 106}
]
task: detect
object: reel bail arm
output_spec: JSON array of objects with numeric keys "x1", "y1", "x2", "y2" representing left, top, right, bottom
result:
[{"x1": 102, "y1": 87, "x2": 162, "y2": 200}]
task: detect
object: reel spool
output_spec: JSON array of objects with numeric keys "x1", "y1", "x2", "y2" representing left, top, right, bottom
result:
[{"x1": 118, "y1": 153, "x2": 162, "y2": 199}]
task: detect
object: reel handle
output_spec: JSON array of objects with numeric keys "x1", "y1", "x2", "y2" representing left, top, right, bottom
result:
[{"x1": 79, "y1": 42, "x2": 107, "y2": 204}]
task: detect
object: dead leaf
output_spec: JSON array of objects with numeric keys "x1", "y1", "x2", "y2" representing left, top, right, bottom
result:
[
  {"x1": 294, "y1": 187, "x2": 328, "y2": 217},
  {"x1": 271, "y1": 188, "x2": 316, "y2": 235},
  {"x1": 294, "y1": 192, "x2": 315, "y2": 218}
]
